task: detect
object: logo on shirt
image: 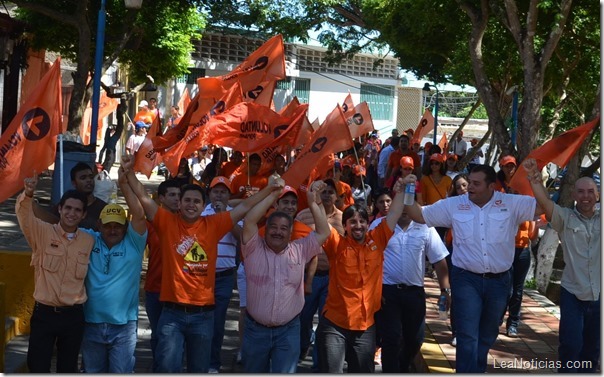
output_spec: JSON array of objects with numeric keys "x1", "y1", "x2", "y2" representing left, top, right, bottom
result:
[
  {"x1": 184, "y1": 242, "x2": 208, "y2": 262},
  {"x1": 458, "y1": 204, "x2": 470, "y2": 210},
  {"x1": 494, "y1": 200, "x2": 505, "y2": 207}
]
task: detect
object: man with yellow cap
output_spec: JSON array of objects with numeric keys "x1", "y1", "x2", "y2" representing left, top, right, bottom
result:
[{"x1": 79, "y1": 167, "x2": 148, "y2": 373}]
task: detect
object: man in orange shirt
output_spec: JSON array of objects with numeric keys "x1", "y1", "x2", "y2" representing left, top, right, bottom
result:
[
  {"x1": 120, "y1": 155, "x2": 284, "y2": 373},
  {"x1": 324, "y1": 161, "x2": 354, "y2": 210},
  {"x1": 221, "y1": 150, "x2": 244, "y2": 179},
  {"x1": 231, "y1": 153, "x2": 268, "y2": 199},
  {"x1": 385, "y1": 135, "x2": 421, "y2": 180},
  {"x1": 133, "y1": 100, "x2": 154, "y2": 126},
  {"x1": 315, "y1": 176, "x2": 407, "y2": 372}
]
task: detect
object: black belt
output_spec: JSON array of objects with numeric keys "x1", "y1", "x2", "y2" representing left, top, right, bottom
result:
[
  {"x1": 385, "y1": 283, "x2": 423, "y2": 291},
  {"x1": 314, "y1": 269, "x2": 329, "y2": 277},
  {"x1": 35, "y1": 301, "x2": 83, "y2": 313},
  {"x1": 466, "y1": 268, "x2": 510, "y2": 279},
  {"x1": 163, "y1": 302, "x2": 215, "y2": 313},
  {"x1": 216, "y1": 267, "x2": 236, "y2": 278},
  {"x1": 246, "y1": 312, "x2": 299, "y2": 328}
]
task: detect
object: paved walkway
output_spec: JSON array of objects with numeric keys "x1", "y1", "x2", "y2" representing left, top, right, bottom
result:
[{"x1": 2, "y1": 165, "x2": 568, "y2": 373}]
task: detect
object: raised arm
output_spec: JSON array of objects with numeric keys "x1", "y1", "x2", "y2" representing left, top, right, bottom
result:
[
  {"x1": 230, "y1": 174, "x2": 284, "y2": 224},
  {"x1": 399, "y1": 174, "x2": 426, "y2": 224},
  {"x1": 241, "y1": 189, "x2": 281, "y2": 244},
  {"x1": 307, "y1": 180, "x2": 330, "y2": 245},
  {"x1": 523, "y1": 158, "x2": 554, "y2": 221},
  {"x1": 121, "y1": 155, "x2": 159, "y2": 221},
  {"x1": 118, "y1": 166, "x2": 146, "y2": 235},
  {"x1": 384, "y1": 177, "x2": 406, "y2": 230}
]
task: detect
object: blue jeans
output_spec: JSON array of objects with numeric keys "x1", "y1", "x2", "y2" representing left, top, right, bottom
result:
[
  {"x1": 451, "y1": 265, "x2": 511, "y2": 373},
  {"x1": 504, "y1": 247, "x2": 531, "y2": 328},
  {"x1": 156, "y1": 306, "x2": 214, "y2": 373},
  {"x1": 210, "y1": 272, "x2": 235, "y2": 370},
  {"x1": 378, "y1": 284, "x2": 426, "y2": 372},
  {"x1": 558, "y1": 287, "x2": 600, "y2": 373},
  {"x1": 144, "y1": 291, "x2": 162, "y2": 372},
  {"x1": 299, "y1": 274, "x2": 329, "y2": 369},
  {"x1": 242, "y1": 313, "x2": 300, "y2": 373},
  {"x1": 81, "y1": 320, "x2": 137, "y2": 373},
  {"x1": 316, "y1": 315, "x2": 376, "y2": 373}
]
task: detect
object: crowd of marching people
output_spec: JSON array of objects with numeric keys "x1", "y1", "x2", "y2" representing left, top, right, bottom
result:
[{"x1": 16, "y1": 120, "x2": 600, "y2": 374}]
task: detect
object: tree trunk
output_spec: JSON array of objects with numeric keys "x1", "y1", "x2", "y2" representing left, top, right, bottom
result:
[{"x1": 536, "y1": 227, "x2": 560, "y2": 294}]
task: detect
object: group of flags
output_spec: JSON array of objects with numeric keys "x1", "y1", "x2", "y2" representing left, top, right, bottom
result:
[{"x1": 0, "y1": 35, "x2": 599, "y2": 204}]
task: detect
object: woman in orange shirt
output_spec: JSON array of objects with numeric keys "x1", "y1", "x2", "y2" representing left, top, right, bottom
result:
[
  {"x1": 495, "y1": 155, "x2": 536, "y2": 337},
  {"x1": 315, "y1": 178, "x2": 407, "y2": 373},
  {"x1": 420, "y1": 153, "x2": 451, "y2": 239}
]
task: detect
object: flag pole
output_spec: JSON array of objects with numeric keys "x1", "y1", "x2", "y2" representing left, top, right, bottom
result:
[
  {"x1": 351, "y1": 142, "x2": 367, "y2": 202},
  {"x1": 59, "y1": 134, "x2": 64, "y2": 197}
]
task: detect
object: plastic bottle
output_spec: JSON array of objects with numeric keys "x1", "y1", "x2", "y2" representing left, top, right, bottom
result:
[
  {"x1": 403, "y1": 183, "x2": 415, "y2": 205},
  {"x1": 438, "y1": 294, "x2": 448, "y2": 320}
]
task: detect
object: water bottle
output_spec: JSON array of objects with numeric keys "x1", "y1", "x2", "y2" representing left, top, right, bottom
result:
[
  {"x1": 438, "y1": 294, "x2": 448, "y2": 320},
  {"x1": 403, "y1": 183, "x2": 415, "y2": 205}
]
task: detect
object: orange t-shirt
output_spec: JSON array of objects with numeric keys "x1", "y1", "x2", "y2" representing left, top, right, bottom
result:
[
  {"x1": 336, "y1": 181, "x2": 354, "y2": 209},
  {"x1": 152, "y1": 207, "x2": 233, "y2": 306},
  {"x1": 321, "y1": 220, "x2": 393, "y2": 330},
  {"x1": 144, "y1": 221, "x2": 162, "y2": 293},
  {"x1": 134, "y1": 109, "x2": 155, "y2": 125},
  {"x1": 296, "y1": 183, "x2": 309, "y2": 212},
  {"x1": 420, "y1": 175, "x2": 452, "y2": 205},
  {"x1": 515, "y1": 221, "x2": 531, "y2": 248},
  {"x1": 222, "y1": 161, "x2": 241, "y2": 179},
  {"x1": 387, "y1": 150, "x2": 421, "y2": 170},
  {"x1": 231, "y1": 174, "x2": 268, "y2": 197}
]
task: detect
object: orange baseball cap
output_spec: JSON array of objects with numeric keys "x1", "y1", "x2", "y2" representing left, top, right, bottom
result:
[
  {"x1": 499, "y1": 155, "x2": 517, "y2": 166},
  {"x1": 352, "y1": 165, "x2": 366, "y2": 176},
  {"x1": 279, "y1": 185, "x2": 298, "y2": 199},
  {"x1": 429, "y1": 153, "x2": 444, "y2": 163},
  {"x1": 400, "y1": 156, "x2": 414, "y2": 169},
  {"x1": 209, "y1": 176, "x2": 232, "y2": 192},
  {"x1": 446, "y1": 153, "x2": 458, "y2": 161}
]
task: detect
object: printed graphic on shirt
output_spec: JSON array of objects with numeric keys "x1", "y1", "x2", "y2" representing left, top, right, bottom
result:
[
  {"x1": 176, "y1": 236, "x2": 209, "y2": 276},
  {"x1": 184, "y1": 242, "x2": 208, "y2": 262}
]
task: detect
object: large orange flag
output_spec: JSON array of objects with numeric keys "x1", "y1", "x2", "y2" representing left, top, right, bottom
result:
[
  {"x1": 21, "y1": 49, "x2": 51, "y2": 108},
  {"x1": 201, "y1": 101, "x2": 308, "y2": 153},
  {"x1": 508, "y1": 117, "x2": 600, "y2": 196},
  {"x1": 346, "y1": 102, "x2": 374, "y2": 138},
  {"x1": 342, "y1": 93, "x2": 355, "y2": 117},
  {"x1": 278, "y1": 97, "x2": 313, "y2": 146},
  {"x1": 282, "y1": 105, "x2": 354, "y2": 188},
  {"x1": 133, "y1": 111, "x2": 165, "y2": 177},
  {"x1": 177, "y1": 87, "x2": 191, "y2": 114},
  {"x1": 0, "y1": 57, "x2": 62, "y2": 203},
  {"x1": 412, "y1": 109, "x2": 435, "y2": 144}
]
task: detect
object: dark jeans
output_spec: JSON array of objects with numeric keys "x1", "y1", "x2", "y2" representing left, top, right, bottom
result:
[
  {"x1": 504, "y1": 247, "x2": 531, "y2": 328},
  {"x1": 210, "y1": 272, "x2": 235, "y2": 370},
  {"x1": 101, "y1": 149, "x2": 116, "y2": 173},
  {"x1": 445, "y1": 253, "x2": 456, "y2": 337},
  {"x1": 299, "y1": 273, "x2": 329, "y2": 369},
  {"x1": 316, "y1": 315, "x2": 376, "y2": 373},
  {"x1": 558, "y1": 287, "x2": 600, "y2": 373},
  {"x1": 27, "y1": 302, "x2": 85, "y2": 373},
  {"x1": 144, "y1": 291, "x2": 162, "y2": 372},
  {"x1": 378, "y1": 284, "x2": 426, "y2": 373},
  {"x1": 451, "y1": 265, "x2": 511, "y2": 373}
]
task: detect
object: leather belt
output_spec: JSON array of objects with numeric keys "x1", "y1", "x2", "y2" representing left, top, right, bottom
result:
[
  {"x1": 35, "y1": 301, "x2": 83, "y2": 313},
  {"x1": 215, "y1": 267, "x2": 236, "y2": 278},
  {"x1": 163, "y1": 302, "x2": 215, "y2": 313},
  {"x1": 314, "y1": 269, "x2": 329, "y2": 277},
  {"x1": 385, "y1": 283, "x2": 423, "y2": 291},
  {"x1": 466, "y1": 269, "x2": 510, "y2": 279}
]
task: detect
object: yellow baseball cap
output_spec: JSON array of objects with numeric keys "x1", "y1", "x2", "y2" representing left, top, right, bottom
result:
[{"x1": 99, "y1": 204, "x2": 127, "y2": 225}]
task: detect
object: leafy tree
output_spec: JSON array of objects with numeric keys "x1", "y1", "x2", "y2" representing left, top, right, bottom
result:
[{"x1": 13, "y1": 0, "x2": 204, "y2": 136}]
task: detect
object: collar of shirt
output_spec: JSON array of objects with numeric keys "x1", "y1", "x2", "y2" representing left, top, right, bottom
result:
[{"x1": 55, "y1": 223, "x2": 82, "y2": 241}]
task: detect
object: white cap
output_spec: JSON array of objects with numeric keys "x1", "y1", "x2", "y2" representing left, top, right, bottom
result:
[{"x1": 138, "y1": 100, "x2": 149, "y2": 107}]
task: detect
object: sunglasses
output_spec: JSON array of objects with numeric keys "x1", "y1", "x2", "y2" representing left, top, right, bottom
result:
[{"x1": 430, "y1": 161, "x2": 442, "y2": 165}]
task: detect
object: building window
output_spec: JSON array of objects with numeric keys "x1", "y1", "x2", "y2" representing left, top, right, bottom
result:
[
  {"x1": 177, "y1": 68, "x2": 206, "y2": 84},
  {"x1": 293, "y1": 78, "x2": 310, "y2": 103},
  {"x1": 360, "y1": 84, "x2": 394, "y2": 120}
]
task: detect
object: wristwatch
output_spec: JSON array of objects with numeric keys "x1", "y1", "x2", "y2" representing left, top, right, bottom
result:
[{"x1": 441, "y1": 288, "x2": 451, "y2": 295}]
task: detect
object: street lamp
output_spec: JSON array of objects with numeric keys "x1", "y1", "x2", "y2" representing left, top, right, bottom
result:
[
  {"x1": 422, "y1": 82, "x2": 439, "y2": 146},
  {"x1": 90, "y1": 0, "x2": 143, "y2": 147}
]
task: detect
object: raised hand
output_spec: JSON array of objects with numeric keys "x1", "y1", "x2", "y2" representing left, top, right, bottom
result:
[
  {"x1": 401, "y1": 173, "x2": 417, "y2": 186},
  {"x1": 308, "y1": 180, "x2": 327, "y2": 205},
  {"x1": 121, "y1": 154, "x2": 135, "y2": 172},
  {"x1": 522, "y1": 158, "x2": 542, "y2": 184},
  {"x1": 268, "y1": 172, "x2": 285, "y2": 191},
  {"x1": 23, "y1": 170, "x2": 39, "y2": 198}
]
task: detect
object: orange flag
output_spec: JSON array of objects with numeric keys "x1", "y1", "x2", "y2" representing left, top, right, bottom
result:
[
  {"x1": 342, "y1": 93, "x2": 355, "y2": 117},
  {"x1": 282, "y1": 105, "x2": 354, "y2": 189},
  {"x1": 201, "y1": 101, "x2": 308, "y2": 153},
  {"x1": 438, "y1": 132, "x2": 448, "y2": 152},
  {"x1": 412, "y1": 109, "x2": 435, "y2": 144},
  {"x1": 81, "y1": 90, "x2": 119, "y2": 145},
  {"x1": 133, "y1": 111, "x2": 165, "y2": 177},
  {"x1": 508, "y1": 117, "x2": 600, "y2": 196},
  {"x1": 177, "y1": 87, "x2": 191, "y2": 114},
  {"x1": 346, "y1": 102, "x2": 374, "y2": 139},
  {"x1": 0, "y1": 57, "x2": 62, "y2": 203},
  {"x1": 21, "y1": 49, "x2": 51, "y2": 108}
]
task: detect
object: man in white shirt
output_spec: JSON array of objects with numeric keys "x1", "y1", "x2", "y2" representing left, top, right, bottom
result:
[
  {"x1": 125, "y1": 121, "x2": 147, "y2": 155},
  {"x1": 369, "y1": 211, "x2": 450, "y2": 372},
  {"x1": 377, "y1": 136, "x2": 399, "y2": 189},
  {"x1": 451, "y1": 131, "x2": 468, "y2": 160},
  {"x1": 401, "y1": 164, "x2": 539, "y2": 373}
]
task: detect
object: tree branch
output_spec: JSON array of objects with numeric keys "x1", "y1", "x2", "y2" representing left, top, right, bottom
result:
[
  {"x1": 540, "y1": 0, "x2": 573, "y2": 75},
  {"x1": 11, "y1": 0, "x2": 79, "y2": 27}
]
